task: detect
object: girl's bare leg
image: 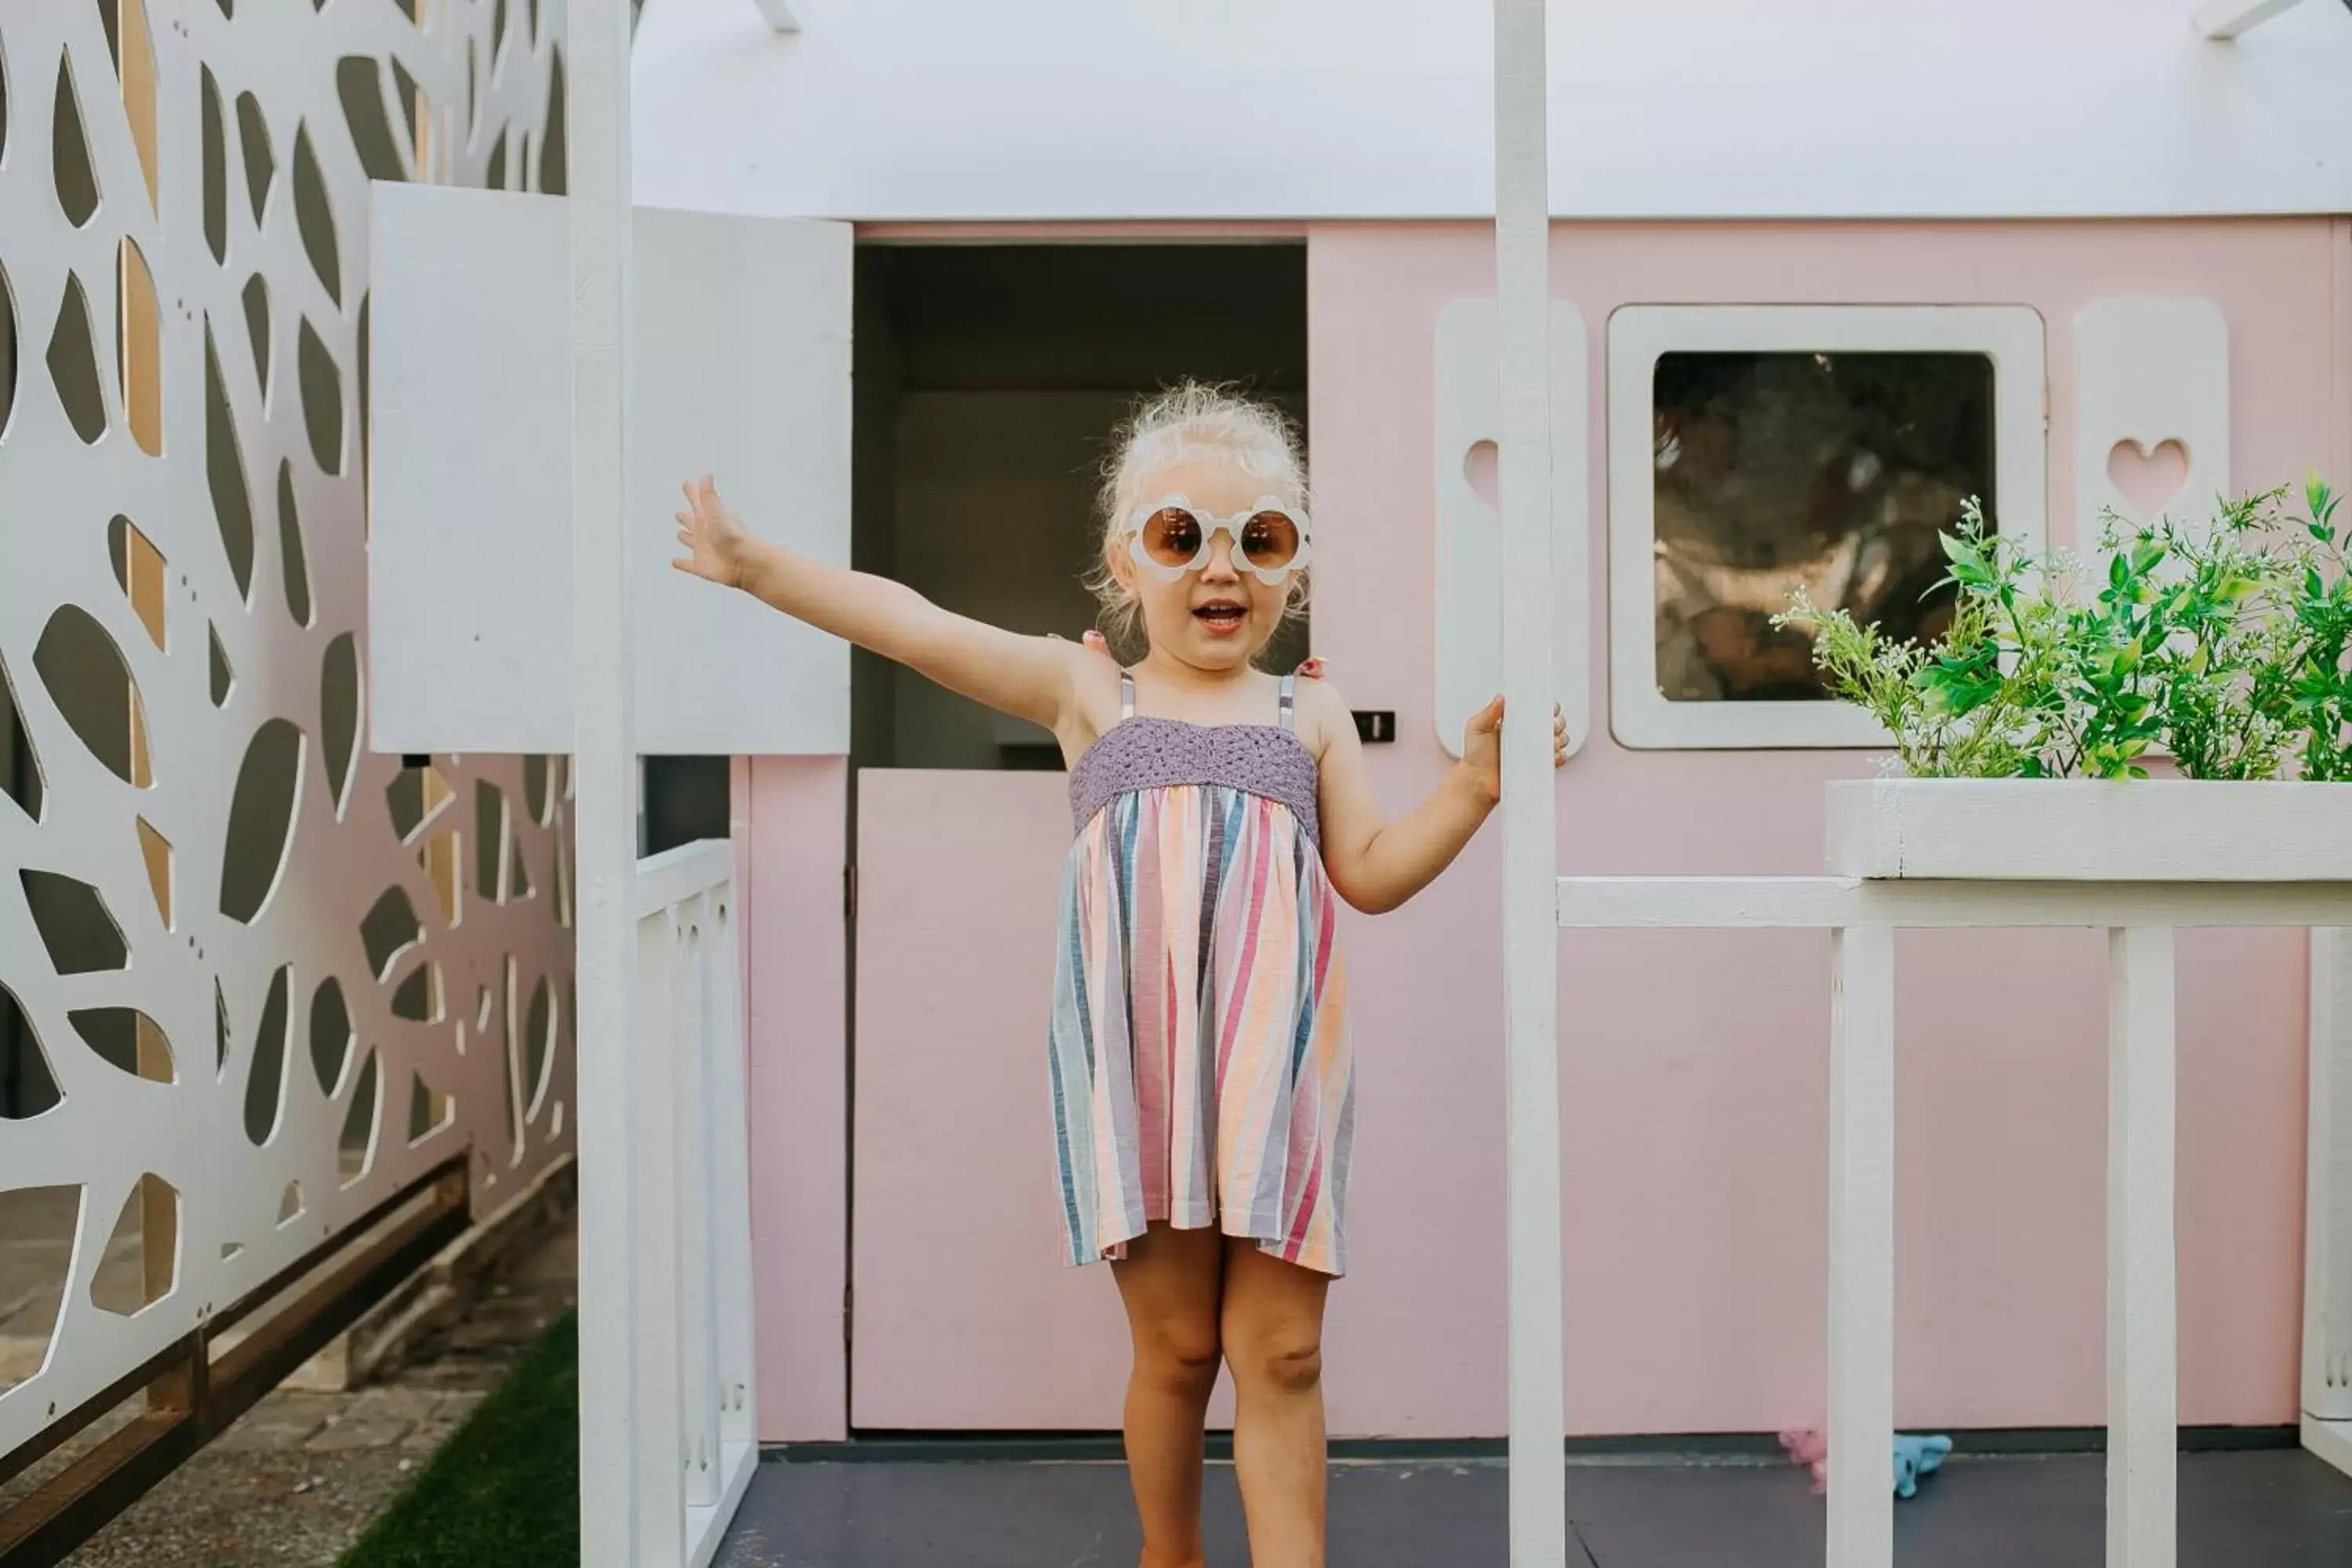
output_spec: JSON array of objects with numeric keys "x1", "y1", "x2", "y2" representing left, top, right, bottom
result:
[
  {"x1": 1111, "y1": 1225, "x2": 1226, "y2": 1568},
  {"x1": 1219, "y1": 1240, "x2": 1330, "y2": 1567}
]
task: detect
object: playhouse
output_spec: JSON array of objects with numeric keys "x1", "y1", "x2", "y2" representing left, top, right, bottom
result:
[{"x1": 353, "y1": 0, "x2": 2352, "y2": 1563}]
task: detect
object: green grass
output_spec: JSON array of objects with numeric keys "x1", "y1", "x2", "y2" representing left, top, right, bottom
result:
[{"x1": 339, "y1": 1312, "x2": 581, "y2": 1568}]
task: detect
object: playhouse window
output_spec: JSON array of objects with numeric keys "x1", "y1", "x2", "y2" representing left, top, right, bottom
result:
[{"x1": 1607, "y1": 306, "x2": 2046, "y2": 750}]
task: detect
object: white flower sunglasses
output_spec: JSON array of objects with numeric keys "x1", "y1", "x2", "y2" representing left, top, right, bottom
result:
[{"x1": 1120, "y1": 495, "x2": 1313, "y2": 587}]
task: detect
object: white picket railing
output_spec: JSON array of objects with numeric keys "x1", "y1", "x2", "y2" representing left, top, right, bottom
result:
[
  {"x1": 621, "y1": 839, "x2": 762, "y2": 1568},
  {"x1": 1550, "y1": 783, "x2": 2352, "y2": 1568}
]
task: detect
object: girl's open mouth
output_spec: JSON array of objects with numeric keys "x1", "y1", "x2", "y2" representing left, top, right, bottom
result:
[{"x1": 1193, "y1": 601, "x2": 1247, "y2": 632}]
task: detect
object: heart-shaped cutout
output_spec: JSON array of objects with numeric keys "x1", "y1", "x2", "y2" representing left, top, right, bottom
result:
[{"x1": 2107, "y1": 437, "x2": 2190, "y2": 521}]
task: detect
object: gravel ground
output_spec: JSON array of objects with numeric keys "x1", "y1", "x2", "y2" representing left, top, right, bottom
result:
[{"x1": 6, "y1": 1218, "x2": 576, "y2": 1568}]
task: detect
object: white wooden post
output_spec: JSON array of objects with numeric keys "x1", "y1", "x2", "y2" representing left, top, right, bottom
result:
[
  {"x1": 632, "y1": 914, "x2": 688, "y2": 1562},
  {"x1": 2108, "y1": 926, "x2": 2178, "y2": 1568},
  {"x1": 571, "y1": 0, "x2": 645, "y2": 1560},
  {"x1": 677, "y1": 916, "x2": 723, "y2": 1509},
  {"x1": 2307, "y1": 928, "x2": 2352, "y2": 1472},
  {"x1": 1826, "y1": 924, "x2": 1896, "y2": 1568},
  {"x1": 711, "y1": 893, "x2": 762, "y2": 1453},
  {"x1": 1492, "y1": 1, "x2": 1568, "y2": 1564}
]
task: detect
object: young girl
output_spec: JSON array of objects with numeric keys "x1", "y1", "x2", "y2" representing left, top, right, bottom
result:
[{"x1": 673, "y1": 382, "x2": 1564, "y2": 1568}]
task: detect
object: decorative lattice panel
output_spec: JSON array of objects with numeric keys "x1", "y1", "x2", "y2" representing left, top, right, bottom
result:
[{"x1": 0, "y1": 0, "x2": 575, "y2": 1454}]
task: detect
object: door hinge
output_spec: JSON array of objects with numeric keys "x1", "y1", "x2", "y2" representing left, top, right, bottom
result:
[{"x1": 844, "y1": 864, "x2": 858, "y2": 921}]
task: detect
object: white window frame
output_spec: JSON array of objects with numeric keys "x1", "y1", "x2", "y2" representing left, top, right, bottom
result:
[{"x1": 1606, "y1": 303, "x2": 2049, "y2": 750}]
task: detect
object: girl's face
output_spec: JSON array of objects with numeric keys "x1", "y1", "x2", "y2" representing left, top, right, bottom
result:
[{"x1": 1109, "y1": 459, "x2": 1301, "y2": 674}]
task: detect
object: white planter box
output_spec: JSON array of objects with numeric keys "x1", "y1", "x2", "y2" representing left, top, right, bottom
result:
[{"x1": 1826, "y1": 778, "x2": 2352, "y2": 883}]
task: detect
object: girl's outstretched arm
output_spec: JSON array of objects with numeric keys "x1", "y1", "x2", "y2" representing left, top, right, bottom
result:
[
  {"x1": 673, "y1": 476, "x2": 1084, "y2": 730},
  {"x1": 1304, "y1": 678, "x2": 1566, "y2": 916}
]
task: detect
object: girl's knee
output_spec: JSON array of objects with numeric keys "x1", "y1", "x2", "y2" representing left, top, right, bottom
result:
[
  {"x1": 1134, "y1": 1323, "x2": 1222, "y2": 1399},
  {"x1": 1230, "y1": 1334, "x2": 1323, "y2": 1396}
]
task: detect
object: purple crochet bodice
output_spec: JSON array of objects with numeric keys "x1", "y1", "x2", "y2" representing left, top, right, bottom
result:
[{"x1": 1069, "y1": 718, "x2": 1323, "y2": 846}]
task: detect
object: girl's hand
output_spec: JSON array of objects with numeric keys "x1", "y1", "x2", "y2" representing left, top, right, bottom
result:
[
  {"x1": 1460, "y1": 696, "x2": 1570, "y2": 804},
  {"x1": 673, "y1": 474, "x2": 753, "y2": 590}
]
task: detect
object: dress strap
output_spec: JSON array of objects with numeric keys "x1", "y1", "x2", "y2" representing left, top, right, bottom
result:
[
  {"x1": 1276, "y1": 673, "x2": 1298, "y2": 731},
  {"x1": 1120, "y1": 671, "x2": 1137, "y2": 719}
]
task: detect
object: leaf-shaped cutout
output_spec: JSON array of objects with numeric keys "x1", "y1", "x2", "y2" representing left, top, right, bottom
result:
[
  {"x1": 2, "y1": 260, "x2": 18, "y2": 439},
  {"x1": 0, "y1": 985, "x2": 64, "y2": 1119},
  {"x1": 356, "y1": 294, "x2": 372, "y2": 517},
  {"x1": 47, "y1": 273, "x2": 107, "y2": 445},
  {"x1": 214, "y1": 980, "x2": 230, "y2": 1075},
  {"x1": 209, "y1": 622, "x2": 234, "y2": 706},
  {"x1": 220, "y1": 718, "x2": 303, "y2": 924},
  {"x1": 309, "y1": 977, "x2": 352, "y2": 1095},
  {"x1": 205, "y1": 328, "x2": 255, "y2": 600},
  {"x1": 118, "y1": 0, "x2": 159, "y2": 212},
  {"x1": 278, "y1": 1180, "x2": 303, "y2": 1223},
  {"x1": 474, "y1": 782, "x2": 509, "y2": 901},
  {"x1": 360, "y1": 885, "x2": 421, "y2": 980},
  {"x1": 234, "y1": 91, "x2": 273, "y2": 223},
  {"x1": 242, "y1": 965, "x2": 290, "y2": 1145},
  {"x1": 201, "y1": 67, "x2": 227, "y2": 263},
  {"x1": 1, "y1": 655, "x2": 45, "y2": 822},
  {"x1": 523, "y1": 756, "x2": 553, "y2": 824},
  {"x1": 339, "y1": 1048, "x2": 381, "y2": 1183},
  {"x1": 241, "y1": 274, "x2": 270, "y2": 396},
  {"x1": 539, "y1": 50, "x2": 565, "y2": 194},
  {"x1": 53, "y1": 52, "x2": 99, "y2": 227},
  {"x1": 419, "y1": 826, "x2": 460, "y2": 924},
  {"x1": 115, "y1": 240, "x2": 162, "y2": 456},
  {"x1": 68, "y1": 1007, "x2": 174, "y2": 1083},
  {"x1": 33, "y1": 606, "x2": 150, "y2": 787},
  {"x1": 90, "y1": 1174, "x2": 176, "y2": 1316},
  {"x1": 20, "y1": 869, "x2": 127, "y2": 974},
  {"x1": 335, "y1": 57, "x2": 407, "y2": 185},
  {"x1": 292, "y1": 125, "x2": 339, "y2": 305},
  {"x1": 296, "y1": 318, "x2": 343, "y2": 474},
  {"x1": 136, "y1": 817, "x2": 171, "y2": 927},
  {"x1": 0, "y1": 1186, "x2": 80, "y2": 1390},
  {"x1": 508, "y1": 826, "x2": 532, "y2": 898},
  {"x1": 407, "y1": 1070, "x2": 454, "y2": 1143},
  {"x1": 485, "y1": 128, "x2": 507, "y2": 191},
  {"x1": 524, "y1": 975, "x2": 556, "y2": 1120},
  {"x1": 321, "y1": 633, "x2": 359, "y2": 813},
  {"x1": 108, "y1": 515, "x2": 167, "y2": 650},
  {"x1": 387, "y1": 759, "x2": 452, "y2": 842},
  {"x1": 392, "y1": 60, "x2": 423, "y2": 154},
  {"x1": 391, "y1": 960, "x2": 443, "y2": 1022},
  {"x1": 277, "y1": 461, "x2": 310, "y2": 626}
]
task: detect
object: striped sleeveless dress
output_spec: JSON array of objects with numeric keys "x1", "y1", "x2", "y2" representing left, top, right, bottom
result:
[{"x1": 1049, "y1": 670, "x2": 1354, "y2": 1277}]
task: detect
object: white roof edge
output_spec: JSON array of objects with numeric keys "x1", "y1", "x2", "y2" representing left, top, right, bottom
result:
[{"x1": 633, "y1": 0, "x2": 2352, "y2": 224}]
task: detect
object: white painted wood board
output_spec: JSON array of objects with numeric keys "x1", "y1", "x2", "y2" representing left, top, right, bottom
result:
[
  {"x1": 630, "y1": 0, "x2": 2352, "y2": 222},
  {"x1": 2073, "y1": 299, "x2": 2229, "y2": 563},
  {"x1": 1828, "y1": 923, "x2": 1896, "y2": 1568},
  {"x1": 2308, "y1": 928, "x2": 2352, "y2": 1421},
  {"x1": 368, "y1": 185, "x2": 852, "y2": 757},
  {"x1": 1432, "y1": 296, "x2": 1589, "y2": 760},
  {"x1": 1606, "y1": 305, "x2": 2046, "y2": 751},
  {"x1": 2107, "y1": 925, "x2": 2179, "y2": 1568},
  {"x1": 2307, "y1": 1414, "x2": 2352, "y2": 1478},
  {"x1": 1493, "y1": 0, "x2": 1568, "y2": 1561},
  {"x1": 1825, "y1": 779, "x2": 2352, "y2": 882}
]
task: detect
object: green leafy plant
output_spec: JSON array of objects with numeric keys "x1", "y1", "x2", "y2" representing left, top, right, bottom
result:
[{"x1": 1774, "y1": 478, "x2": 2351, "y2": 782}]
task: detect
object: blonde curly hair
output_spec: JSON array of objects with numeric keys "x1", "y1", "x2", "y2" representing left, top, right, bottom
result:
[{"x1": 1087, "y1": 381, "x2": 1311, "y2": 654}]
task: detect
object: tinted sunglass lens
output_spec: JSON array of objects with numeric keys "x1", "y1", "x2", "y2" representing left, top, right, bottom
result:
[
  {"x1": 1240, "y1": 512, "x2": 1301, "y2": 570},
  {"x1": 1142, "y1": 508, "x2": 1203, "y2": 568}
]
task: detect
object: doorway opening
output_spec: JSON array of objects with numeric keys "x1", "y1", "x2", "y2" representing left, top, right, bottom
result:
[{"x1": 851, "y1": 242, "x2": 1311, "y2": 773}]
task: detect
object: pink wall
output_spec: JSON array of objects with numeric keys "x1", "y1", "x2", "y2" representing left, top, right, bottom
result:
[
  {"x1": 740, "y1": 757, "x2": 849, "y2": 1439},
  {"x1": 763, "y1": 218, "x2": 2351, "y2": 1440},
  {"x1": 1308, "y1": 219, "x2": 2336, "y2": 1435}
]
